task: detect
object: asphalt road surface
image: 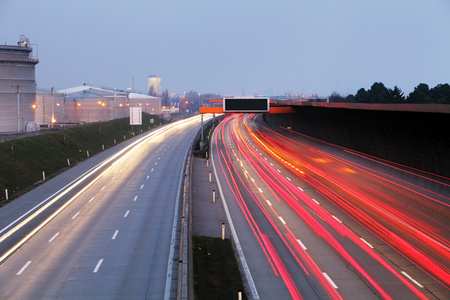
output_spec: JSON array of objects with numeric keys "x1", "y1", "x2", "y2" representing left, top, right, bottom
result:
[
  {"x1": 0, "y1": 115, "x2": 210, "y2": 299},
  {"x1": 211, "y1": 114, "x2": 450, "y2": 300}
]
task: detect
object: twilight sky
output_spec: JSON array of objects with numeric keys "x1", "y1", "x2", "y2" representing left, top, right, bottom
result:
[{"x1": 1, "y1": 0, "x2": 449, "y2": 96}]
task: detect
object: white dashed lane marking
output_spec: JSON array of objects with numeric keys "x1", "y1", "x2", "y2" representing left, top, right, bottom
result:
[
  {"x1": 17, "y1": 261, "x2": 32, "y2": 276},
  {"x1": 48, "y1": 232, "x2": 59, "y2": 243},
  {"x1": 93, "y1": 259, "x2": 103, "y2": 273}
]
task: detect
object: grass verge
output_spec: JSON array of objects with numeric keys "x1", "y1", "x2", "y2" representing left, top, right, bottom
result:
[
  {"x1": 0, "y1": 114, "x2": 165, "y2": 206},
  {"x1": 193, "y1": 235, "x2": 247, "y2": 300}
]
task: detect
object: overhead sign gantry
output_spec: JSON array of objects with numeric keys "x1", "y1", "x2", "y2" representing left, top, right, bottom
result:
[
  {"x1": 199, "y1": 98, "x2": 297, "y2": 114},
  {"x1": 223, "y1": 97, "x2": 270, "y2": 113}
]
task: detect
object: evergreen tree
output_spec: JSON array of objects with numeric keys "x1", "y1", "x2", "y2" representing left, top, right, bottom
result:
[
  {"x1": 407, "y1": 83, "x2": 432, "y2": 103},
  {"x1": 368, "y1": 82, "x2": 389, "y2": 103},
  {"x1": 387, "y1": 85, "x2": 405, "y2": 103},
  {"x1": 355, "y1": 88, "x2": 370, "y2": 103},
  {"x1": 430, "y1": 84, "x2": 450, "y2": 104},
  {"x1": 161, "y1": 89, "x2": 170, "y2": 107}
]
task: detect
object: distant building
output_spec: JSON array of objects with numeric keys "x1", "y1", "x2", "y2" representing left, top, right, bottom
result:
[
  {"x1": 0, "y1": 36, "x2": 39, "y2": 133},
  {"x1": 35, "y1": 88, "x2": 64, "y2": 125},
  {"x1": 128, "y1": 92, "x2": 161, "y2": 117},
  {"x1": 56, "y1": 85, "x2": 161, "y2": 124},
  {"x1": 148, "y1": 75, "x2": 161, "y2": 96}
]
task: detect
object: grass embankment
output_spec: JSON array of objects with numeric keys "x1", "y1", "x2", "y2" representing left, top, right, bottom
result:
[
  {"x1": 0, "y1": 114, "x2": 164, "y2": 205},
  {"x1": 193, "y1": 236, "x2": 247, "y2": 300}
]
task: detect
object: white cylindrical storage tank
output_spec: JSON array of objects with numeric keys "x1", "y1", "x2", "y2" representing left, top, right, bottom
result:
[{"x1": 0, "y1": 42, "x2": 39, "y2": 133}]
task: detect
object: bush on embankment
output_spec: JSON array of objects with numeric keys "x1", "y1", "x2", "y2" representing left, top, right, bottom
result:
[{"x1": 0, "y1": 114, "x2": 165, "y2": 205}]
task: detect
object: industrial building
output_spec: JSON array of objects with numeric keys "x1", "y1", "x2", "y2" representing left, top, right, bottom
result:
[
  {"x1": 0, "y1": 36, "x2": 39, "y2": 133},
  {"x1": 0, "y1": 37, "x2": 161, "y2": 132},
  {"x1": 56, "y1": 85, "x2": 161, "y2": 124},
  {"x1": 35, "y1": 88, "x2": 64, "y2": 125}
]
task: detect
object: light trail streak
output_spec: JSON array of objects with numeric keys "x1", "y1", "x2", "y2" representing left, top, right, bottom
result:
[
  {"x1": 262, "y1": 233, "x2": 303, "y2": 300},
  {"x1": 234, "y1": 131, "x2": 396, "y2": 299},
  {"x1": 214, "y1": 114, "x2": 446, "y2": 299},
  {"x1": 247, "y1": 116, "x2": 450, "y2": 292},
  {"x1": 0, "y1": 115, "x2": 210, "y2": 266},
  {"x1": 216, "y1": 115, "x2": 342, "y2": 299}
]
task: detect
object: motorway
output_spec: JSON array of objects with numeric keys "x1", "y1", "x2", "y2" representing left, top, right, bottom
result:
[
  {"x1": 211, "y1": 114, "x2": 450, "y2": 300},
  {"x1": 0, "y1": 114, "x2": 210, "y2": 299}
]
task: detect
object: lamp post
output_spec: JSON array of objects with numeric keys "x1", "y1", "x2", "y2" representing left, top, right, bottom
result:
[
  {"x1": 51, "y1": 87, "x2": 54, "y2": 127},
  {"x1": 200, "y1": 93, "x2": 204, "y2": 145},
  {"x1": 12, "y1": 85, "x2": 20, "y2": 132},
  {"x1": 98, "y1": 101, "x2": 106, "y2": 121},
  {"x1": 32, "y1": 103, "x2": 37, "y2": 122}
]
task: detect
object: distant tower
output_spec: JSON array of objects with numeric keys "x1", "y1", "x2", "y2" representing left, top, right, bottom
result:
[
  {"x1": 148, "y1": 75, "x2": 161, "y2": 96},
  {"x1": 0, "y1": 35, "x2": 39, "y2": 133}
]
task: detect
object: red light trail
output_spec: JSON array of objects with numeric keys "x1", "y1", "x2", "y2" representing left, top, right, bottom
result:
[{"x1": 212, "y1": 114, "x2": 449, "y2": 299}]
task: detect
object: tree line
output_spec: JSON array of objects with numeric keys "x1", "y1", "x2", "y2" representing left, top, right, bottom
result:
[{"x1": 329, "y1": 82, "x2": 450, "y2": 104}]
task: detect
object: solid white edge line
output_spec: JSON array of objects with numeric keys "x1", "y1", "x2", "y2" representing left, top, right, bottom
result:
[
  {"x1": 0, "y1": 120, "x2": 185, "y2": 238},
  {"x1": 17, "y1": 261, "x2": 32, "y2": 275},
  {"x1": 211, "y1": 129, "x2": 260, "y2": 300},
  {"x1": 401, "y1": 271, "x2": 424, "y2": 288},
  {"x1": 93, "y1": 259, "x2": 103, "y2": 273},
  {"x1": 323, "y1": 272, "x2": 338, "y2": 289},
  {"x1": 164, "y1": 139, "x2": 192, "y2": 300}
]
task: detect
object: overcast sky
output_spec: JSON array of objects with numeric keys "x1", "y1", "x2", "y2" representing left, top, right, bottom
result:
[{"x1": 1, "y1": 0, "x2": 449, "y2": 96}]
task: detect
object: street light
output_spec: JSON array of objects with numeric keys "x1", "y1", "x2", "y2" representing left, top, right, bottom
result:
[
  {"x1": 51, "y1": 87, "x2": 54, "y2": 127},
  {"x1": 98, "y1": 101, "x2": 106, "y2": 121},
  {"x1": 32, "y1": 104, "x2": 37, "y2": 123},
  {"x1": 12, "y1": 85, "x2": 20, "y2": 132}
]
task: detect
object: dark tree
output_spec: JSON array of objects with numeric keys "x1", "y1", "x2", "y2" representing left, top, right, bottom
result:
[
  {"x1": 430, "y1": 84, "x2": 450, "y2": 104},
  {"x1": 185, "y1": 91, "x2": 201, "y2": 112},
  {"x1": 406, "y1": 83, "x2": 433, "y2": 103},
  {"x1": 161, "y1": 89, "x2": 170, "y2": 107},
  {"x1": 368, "y1": 82, "x2": 390, "y2": 103},
  {"x1": 148, "y1": 86, "x2": 156, "y2": 96},
  {"x1": 345, "y1": 94, "x2": 356, "y2": 102},
  {"x1": 387, "y1": 85, "x2": 405, "y2": 103},
  {"x1": 328, "y1": 92, "x2": 346, "y2": 102},
  {"x1": 355, "y1": 88, "x2": 370, "y2": 103}
]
